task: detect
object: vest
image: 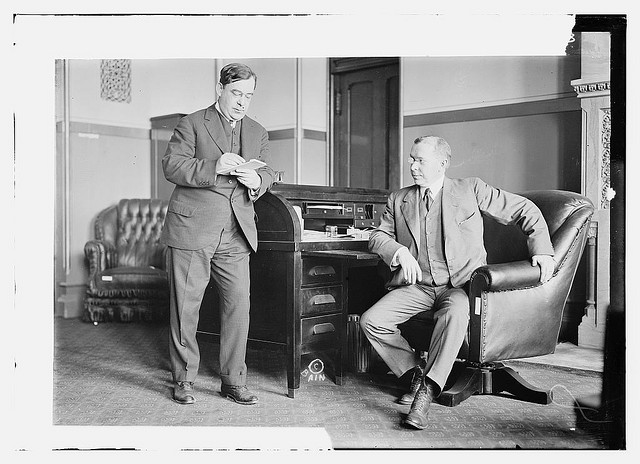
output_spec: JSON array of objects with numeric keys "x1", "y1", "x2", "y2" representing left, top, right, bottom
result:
[
  {"x1": 417, "y1": 189, "x2": 450, "y2": 286},
  {"x1": 215, "y1": 111, "x2": 243, "y2": 195},
  {"x1": 214, "y1": 110, "x2": 244, "y2": 231},
  {"x1": 217, "y1": 109, "x2": 242, "y2": 156}
]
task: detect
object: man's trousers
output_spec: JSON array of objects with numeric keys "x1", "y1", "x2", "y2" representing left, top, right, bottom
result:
[
  {"x1": 360, "y1": 283, "x2": 469, "y2": 393},
  {"x1": 167, "y1": 221, "x2": 252, "y2": 387}
]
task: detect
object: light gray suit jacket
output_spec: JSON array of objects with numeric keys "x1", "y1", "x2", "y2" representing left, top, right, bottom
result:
[
  {"x1": 160, "y1": 104, "x2": 275, "y2": 252},
  {"x1": 369, "y1": 177, "x2": 554, "y2": 288}
]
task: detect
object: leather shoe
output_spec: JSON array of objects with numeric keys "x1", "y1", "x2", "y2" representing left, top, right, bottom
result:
[
  {"x1": 173, "y1": 381, "x2": 195, "y2": 404},
  {"x1": 398, "y1": 365, "x2": 424, "y2": 405},
  {"x1": 404, "y1": 379, "x2": 438, "y2": 429},
  {"x1": 221, "y1": 384, "x2": 258, "y2": 405}
]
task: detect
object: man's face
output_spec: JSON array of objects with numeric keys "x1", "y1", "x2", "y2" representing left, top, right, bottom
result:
[
  {"x1": 216, "y1": 77, "x2": 256, "y2": 121},
  {"x1": 408, "y1": 142, "x2": 448, "y2": 187}
]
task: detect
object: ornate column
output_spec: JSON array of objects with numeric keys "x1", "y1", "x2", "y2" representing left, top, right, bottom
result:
[{"x1": 571, "y1": 32, "x2": 611, "y2": 350}]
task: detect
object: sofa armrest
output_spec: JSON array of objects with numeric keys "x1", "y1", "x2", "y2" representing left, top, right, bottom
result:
[
  {"x1": 470, "y1": 260, "x2": 547, "y2": 292},
  {"x1": 84, "y1": 240, "x2": 116, "y2": 284},
  {"x1": 162, "y1": 245, "x2": 170, "y2": 272}
]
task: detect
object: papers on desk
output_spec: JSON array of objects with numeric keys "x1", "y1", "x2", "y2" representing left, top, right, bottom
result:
[
  {"x1": 348, "y1": 228, "x2": 371, "y2": 240},
  {"x1": 302, "y1": 230, "x2": 333, "y2": 240}
]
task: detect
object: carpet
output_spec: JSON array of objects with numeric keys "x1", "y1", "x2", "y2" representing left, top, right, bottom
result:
[{"x1": 53, "y1": 318, "x2": 606, "y2": 450}]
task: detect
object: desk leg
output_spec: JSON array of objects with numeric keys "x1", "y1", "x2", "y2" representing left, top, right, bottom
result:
[
  {"x1": 334, "y1": 348, "x2": 344, "y2": 386},
  {"x1": 287, "y1": 339, "x2": 301, "y2": 398},
  {"x1": 334, "y1": 311, "x2": 346, "y2": 385},
  {"x1": 335, "y1": 260, "x2": 348, "y2": 386}
]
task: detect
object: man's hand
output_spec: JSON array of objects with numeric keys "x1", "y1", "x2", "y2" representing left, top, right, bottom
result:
[
  {"x1": 233, "y1": 168, "x2": 262, "y2": 190},
  {"x1": 396, "y1": 247, "x2": 422, "y2": 285},
  {"x1": 531, "y1": 254, "x2": 555, "y2": 283},
  {"x1": 216, "y1": 152, "x2": 245, "y2": 174}
]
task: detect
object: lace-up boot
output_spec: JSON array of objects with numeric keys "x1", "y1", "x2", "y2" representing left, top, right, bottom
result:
[
  {"x1": 404, "y1": 379, "x2": 437, "y2": 429},
  {"x1": 173, "y1": 381, "x2": 195, "y2": 404},
  {"x1": 221, "y1": 384, "x2": 259, "y2": 405}
]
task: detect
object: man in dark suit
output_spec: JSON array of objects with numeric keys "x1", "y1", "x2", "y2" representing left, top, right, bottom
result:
[
  {"x1": 361, "y1": 136, "x2": 555, "y2": 429},
  {"x1": 161, "y1": 63, "x2": 275, "y2": 406}
]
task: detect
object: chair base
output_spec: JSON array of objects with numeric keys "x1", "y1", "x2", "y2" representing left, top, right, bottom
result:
[
  {"x1": 83, "y1": 298, "x2": 168, "y2": 323},
  {"x1": 437, "y1": 360, "x2": 553, "y2": 407}
]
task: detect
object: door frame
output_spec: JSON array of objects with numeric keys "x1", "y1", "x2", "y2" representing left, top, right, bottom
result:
[{"x1": 328, "y1": 57, "x2": 403, "y2": 188}]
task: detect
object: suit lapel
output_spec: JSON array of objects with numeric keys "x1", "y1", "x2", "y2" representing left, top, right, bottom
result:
[
  {"x1": 203, "y1": 105, "x2": 230, "y2": 154},
  {"x1": 441, "y1": 177, "x2": 461, "y2": 258},
  {"x1": 400, "y1": 186, "x2": 421, "y2": 250},
  {"x1": 239, "y1": 117, "x2": 255, "y2": 157}
]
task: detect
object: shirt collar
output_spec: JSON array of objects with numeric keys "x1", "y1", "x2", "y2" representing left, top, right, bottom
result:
[
  {"x1": 214, "y1": 102, "x2": 240, "y2": 128},
  {"x1": 419, "y1": 176, "x2": 445, "y2": 199}
]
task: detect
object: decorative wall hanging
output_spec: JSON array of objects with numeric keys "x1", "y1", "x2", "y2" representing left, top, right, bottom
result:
[{"x1": 100, "y1": 59, "x2": 131, "y2": 103}]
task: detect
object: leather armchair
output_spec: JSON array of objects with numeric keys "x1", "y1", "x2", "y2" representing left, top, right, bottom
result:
[
  {"x1": 399, "y1": 190, "x2": 594, "y2": 406},
  {"x1": 83, "y1": 199, "x2": 169, "y2": 322}
]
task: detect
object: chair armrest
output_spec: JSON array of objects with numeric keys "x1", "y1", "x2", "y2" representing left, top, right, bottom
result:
[
  {"x1": 470, "y1": 260, "x2": 544, "y2": 292},
  {"x1": 467, "y1": 260, "x2": 562, "y2": 363},
  {"x1": 84, "y1": 240, "x2": 116, "y2": 281}
]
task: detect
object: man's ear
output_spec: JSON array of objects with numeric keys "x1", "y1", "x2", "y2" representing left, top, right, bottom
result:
[{"x1": 215, "y1": 82, "x2": 223, "y2": 97}]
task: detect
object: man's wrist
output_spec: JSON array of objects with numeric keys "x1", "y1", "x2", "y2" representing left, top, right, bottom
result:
[
  {"x1": 248, "y1": 184, "x2": 261, "y2": 198},
  {"x1": 249, "y1": 173, "x2": 263, "y2": 195},
  {"x1": 391, "y1": 246, "x2": 408, "y2": 267}
]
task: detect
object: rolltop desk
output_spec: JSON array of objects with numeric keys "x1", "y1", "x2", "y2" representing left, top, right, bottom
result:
[{"x1": 197, "y1": 183, "x2": 390, "y2": 397}]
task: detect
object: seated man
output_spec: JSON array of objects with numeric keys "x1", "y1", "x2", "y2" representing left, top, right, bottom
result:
[{"x1": 360, "y1": 136, "x2": 555, "y2": 429}]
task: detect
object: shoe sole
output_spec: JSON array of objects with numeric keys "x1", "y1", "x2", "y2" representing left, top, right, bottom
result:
[
  {"x1": 404, "y1": 417, "x2": 427, "y2": 430},
  {"x1": 397, "y1": 396, "x2": 414, "y2": 405},
  {"x1": 172, "y1": 396, "x2": 195, "y2": 405},
  {"x1": 221, "y1": 392, "x2": 258, "y2": 405}
]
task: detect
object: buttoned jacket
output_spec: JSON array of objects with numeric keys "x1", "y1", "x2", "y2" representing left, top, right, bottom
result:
[{"x1": 160, "y1": 104, "x2": 275, "y2": 252}]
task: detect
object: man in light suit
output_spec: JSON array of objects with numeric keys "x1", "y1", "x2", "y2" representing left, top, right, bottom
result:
[
  {"x1": 161, "y1": 63, "x2": 275, "y2": 406},
  {"x1": 361, "y1": 136, "x2": 555, "y2": 429}
]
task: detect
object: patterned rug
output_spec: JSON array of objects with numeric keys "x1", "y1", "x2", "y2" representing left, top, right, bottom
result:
[{"x1": 53, "y1": 318, "x2": 606, "y2": 450}]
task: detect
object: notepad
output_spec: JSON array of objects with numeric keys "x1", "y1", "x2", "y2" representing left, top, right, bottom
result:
[{"x1": 217, "y1": 159, "x2": 266, "y2": 175}]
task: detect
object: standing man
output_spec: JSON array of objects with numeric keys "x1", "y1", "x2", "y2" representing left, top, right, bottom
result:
[
  {"x1": 161, "y1": 63, "x2": 275, "y2": 406},
  {"x1": 360, "y1": 136, "x2": 555, "y2": 429}
]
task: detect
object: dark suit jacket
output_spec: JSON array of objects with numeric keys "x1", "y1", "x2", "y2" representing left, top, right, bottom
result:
[
  {"x1": 160, "y1": 104, "x2": 275, "y2": 252},
  {"x1": 369, "y1": 177, "x2": 555, "y2": 288}
]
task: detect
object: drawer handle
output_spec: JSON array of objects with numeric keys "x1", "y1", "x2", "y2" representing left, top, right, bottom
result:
[
  {"x1": 312, "y1": 323, "x2": 336, "y2": 335},
  {"x1": 311, "y1": 294, "x2": 336, "y2": 305},
  {"x1": 309, "y1": 265, "x2": 336, "y2": 277}
]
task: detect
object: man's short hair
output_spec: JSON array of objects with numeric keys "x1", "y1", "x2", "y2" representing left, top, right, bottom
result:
[
  {"x1": 413, "y1": 136, "x2": 451, "y2": 162},
  {"x1": 219, "y1": 63, "x2": 257, "y2": 87}
]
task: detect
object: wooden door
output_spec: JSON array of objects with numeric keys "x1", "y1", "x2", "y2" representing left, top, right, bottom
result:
[{"x1": 332, "y1": 58, "x2": 400, "y2": 190}]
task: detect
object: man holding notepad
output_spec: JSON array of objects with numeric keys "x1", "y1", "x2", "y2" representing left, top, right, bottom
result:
[{"x1": 161, "y1": 63, "x2": 275, "y2": 406}]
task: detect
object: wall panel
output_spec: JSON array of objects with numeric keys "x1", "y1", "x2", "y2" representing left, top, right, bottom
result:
[{"x1": 402, "y1": 111, "x2": 582, "y2": 193}]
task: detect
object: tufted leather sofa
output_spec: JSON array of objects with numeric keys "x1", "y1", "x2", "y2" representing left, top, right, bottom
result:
[
  {"x1": 83, "y1": 199, "x2": 169, "y2": 322},
  {"x1": 399, "y1": 190, "x2": 594, "y2": 406}
]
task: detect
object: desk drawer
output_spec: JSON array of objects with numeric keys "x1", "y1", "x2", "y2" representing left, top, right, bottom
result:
[
  {"x1": 301, "y1": 314, "x2": 342, "y2": 354},
  {"x1": 302, "y1": 257, "x2": 342, "y2": 286},
  {"x1": 301, "y1": 285, "x2": 342, "y2": 317}
]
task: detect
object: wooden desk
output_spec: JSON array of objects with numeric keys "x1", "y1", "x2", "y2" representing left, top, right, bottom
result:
[{"x1": 197, "y1": 184, "x2": 389, "y2": 397}]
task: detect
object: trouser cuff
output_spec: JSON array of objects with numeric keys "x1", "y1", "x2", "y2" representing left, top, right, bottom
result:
[{"x1": 221, "y1": 373, "x2": 247, "y2": 387}]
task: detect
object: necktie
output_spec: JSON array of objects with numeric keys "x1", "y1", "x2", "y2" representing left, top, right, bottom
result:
[{"x1": 423, "y1": 188, "x2": 433, "y2": 211}]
